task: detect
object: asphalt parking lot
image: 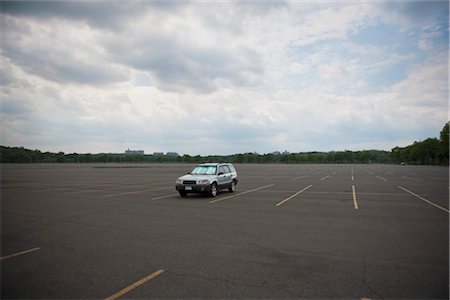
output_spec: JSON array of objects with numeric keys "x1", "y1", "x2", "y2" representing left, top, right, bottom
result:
[{"x1": 1, "y1": 163, "x2": 448, "y2": 299}]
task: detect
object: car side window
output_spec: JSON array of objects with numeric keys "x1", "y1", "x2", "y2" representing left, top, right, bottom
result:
[
  {"x1": 218, "y1": 166, "x2": 226, "y2": 174},
  {"x1": 223, "y1": 165, "x2": 231, "y2": 173}
]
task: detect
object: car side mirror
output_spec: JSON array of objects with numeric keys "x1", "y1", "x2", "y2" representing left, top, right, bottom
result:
[
  {"x1": 218, "y1": 172, "x2": 224, "y2": 175},
  {"x1": 186, "y1": 172, "x2": 191, "y2": 174}
]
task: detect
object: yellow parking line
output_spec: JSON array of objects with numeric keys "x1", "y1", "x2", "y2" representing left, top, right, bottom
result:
[
  {"x1": 352, "y1": 185, "x2": 359, "y2": 209},
  {"x1": 398, "y1": 186, "x2": 449, "y2": 213},
  {"x1": 104, "y1": 269, "x2": 165, "y2": 300},
  {"x1": 0, "y1": 247, "x2": 41, "y2": 261},
  {"x1": 276, "y1": 184, "x2": 312, "y2": 207},
  {"x1": 210, "y1": 184, "x2": 274, "y2": 204}
]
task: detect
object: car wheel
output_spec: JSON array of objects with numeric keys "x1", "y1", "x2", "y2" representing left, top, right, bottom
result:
[
  {"x1": 228, "y1": 180, "x2": 236, "y2": 193},
  {"x1": 179, "y1": 191, "x2": 187, "y2": 197},
  {"x1": 209, "y1": 182, "x2": 217, "y2": 197}
]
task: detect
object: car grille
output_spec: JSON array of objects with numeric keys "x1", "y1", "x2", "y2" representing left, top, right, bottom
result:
[{"x1": 183, "y1": 180, "x2": 196, "y2": 185}]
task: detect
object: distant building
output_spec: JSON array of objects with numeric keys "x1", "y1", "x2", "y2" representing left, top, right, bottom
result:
[
  {"x1": 272, "y1": 150, "x2": 289, "y2": 155},
  {"x1": 125, "y1": 149, "x2": 144, "y2": 155}
]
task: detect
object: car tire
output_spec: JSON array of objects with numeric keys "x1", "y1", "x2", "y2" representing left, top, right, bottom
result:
[
  {"x1": 209, "y1": 182, "x2": 218, "y2": 197},
  {"x1": 228, "y1": 180, "x2": 236, "y2": 193},
  {"x1": 179, "y1": 191, "x2": 187, "y2": 197}
]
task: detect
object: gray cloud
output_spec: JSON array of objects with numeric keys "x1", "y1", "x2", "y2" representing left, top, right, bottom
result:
[
  {"x1": 1, "y1": 1, "x2": 265, "y2": 92},
  {"x1": 0, "y1": 1, "x2": 181, "y2": 30},
  {"x1": 1, "y1": 14, "x2": 130, "y2": 85},
  {"x1": 102, "y1": 27, "x2": 264, "y2": 93}
]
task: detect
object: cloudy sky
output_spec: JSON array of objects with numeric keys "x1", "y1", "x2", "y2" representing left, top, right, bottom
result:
[{"x1": 0, "y1": 1, "x2": 448, "y2": 155}]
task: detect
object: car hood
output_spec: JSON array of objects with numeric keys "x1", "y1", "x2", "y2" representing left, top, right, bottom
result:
[{"x1": 178, "y1": 174, "x2": 215, "y2": 181}]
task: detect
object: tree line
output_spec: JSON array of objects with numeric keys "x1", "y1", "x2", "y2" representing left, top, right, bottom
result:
[
  {"x1": 390, "y1": 122, "x2": 449, "y2": 165},
  {"x1": 0, "y1": 146, "x2": 391, "y2": 164},
  {"x1": 1, "y1": 122, "x2": 448, "y2": 165}
]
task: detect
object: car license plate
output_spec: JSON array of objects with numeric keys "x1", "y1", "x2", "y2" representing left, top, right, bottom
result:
[{"x1": 185, "y1": 186, "x2": 192, "y2": 191}]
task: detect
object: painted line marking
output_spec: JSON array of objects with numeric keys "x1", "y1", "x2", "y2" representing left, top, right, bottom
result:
[
  {"x1": 104, "y1": 268, "x2": 165, "y2": 300},
  {"x1": 0, "y1": 247, "x2": 41, "y2": 261},
  {"x1": 104, "y1": 187, "x2": 172, "y2": 198},
  {"x1": 402, "y1": 176, "x2": 423, "y2": 182},
  {"x1": 264, "y1": 175, "x2": 287, "y2": 180},
  {"x1": 240, "y1": 175, "x2": 266, "y2": 179},
  {"x1": 368, "y1": 171, "x2": 374, "y2": 175},
  {"x1": 352, "y1": 185, "x2": 359, "y2": 209},
  {"x1": 351, "y1": 175, "x2": 354, "y2": 181},
  {"x1": 33, "y1": 187, "x2": 83, "y2": 193},
  {"x1": 320, "y1": 175, "x2": 331, "y2": 181},
  {"x1": 431, "y1": 176, "x2": 448, "y2": 181},
  {"x1": 291, "y1": 175, "x2": 308, "y2": 181},
  {"x1": 351, "y1": 168, "x2": 354, "y2": 175},
  {"x1": 210, "y1": 184, "x2": 274, "y2": 204},
  {"x1": 376, "y1": 175, "x2": 388, "y2": 182},
  {"x1": 398, "y1": 186, "x2": 449, "y2": 213},
  {"x1": 152, "y1": 194, "x2": 179, "y2": 200},
  {"x1": 64, "y1": 189, "x2": 104, "y2": 195},
  {"x1": 276, "y1": 184, "x2": 313, "y2": 207},
  {"x1": 305, "y1": 191, "x2": 411, "y2": 196}
]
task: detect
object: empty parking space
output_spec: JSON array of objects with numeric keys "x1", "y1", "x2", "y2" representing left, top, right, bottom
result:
[{"x1": 1, "y1": 163, "x2": 448, "y2": 299}]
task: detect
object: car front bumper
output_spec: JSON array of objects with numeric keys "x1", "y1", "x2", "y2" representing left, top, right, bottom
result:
[{"x1": 175, "y1": 184, "x2": 212, "y2": 193}]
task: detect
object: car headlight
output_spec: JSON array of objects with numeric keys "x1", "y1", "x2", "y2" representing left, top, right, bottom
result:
[
  {"x1": 176, "y1": 179, "x2": 183, "y2": 184},
  {"x1": 197, "y1": 179, "x2": 209, "y2": 185}
]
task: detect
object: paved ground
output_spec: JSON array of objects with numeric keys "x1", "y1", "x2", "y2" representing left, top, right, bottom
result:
[{"x1": 1, "y1": 163, "x2": 448, "y2": 299}]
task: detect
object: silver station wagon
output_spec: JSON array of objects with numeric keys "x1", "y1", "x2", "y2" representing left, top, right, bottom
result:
[{"x1": 175, "y1": 163, "x2": 238, "y2": 197}]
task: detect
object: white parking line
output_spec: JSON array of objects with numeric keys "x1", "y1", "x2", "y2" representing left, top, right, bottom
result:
[
  {"x1": 210, "y1": 184, "x2": 274, "y2": 204},
  {"x1": 0, "y1": 247, "x2": 41, "y2": 261},
  {"x1": 64, "y1": 189, "x2": 104, "y2": 195},
  {"x1": 276, "y1": 185, "x2": 313, "y2": 207},
  {"x1": 291, "y1": 175, "x2": 308, "y2": 181},
  {"x1": 352, "y1": 185, "x2": 359, "y2": 209},
  {"x1": 402, "y1": 176, "x2": 423, "y2": 182},
  {"x1": 398, "y1": 186, "x2": 449, "y2": 213},
  {"x1": 320, "y1": 175, "x2": 331, "y2": 181},
  {"x1": 376, "y1": 175, "x2": 388, "y2": 182},
  {"x1": 264, "y1": 175, "x2": 287, "y2": 181},
  {"x1": 104, "y1": 187, "x2": 172, "y2": 198},
  {"x1": 152, "y1": 194, "x2": 179, "y2": 200}
]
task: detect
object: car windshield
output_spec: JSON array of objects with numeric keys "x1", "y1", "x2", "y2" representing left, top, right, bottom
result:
[{"x1": 191, "y1": 165, "x2": 217, "y2": 175}]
